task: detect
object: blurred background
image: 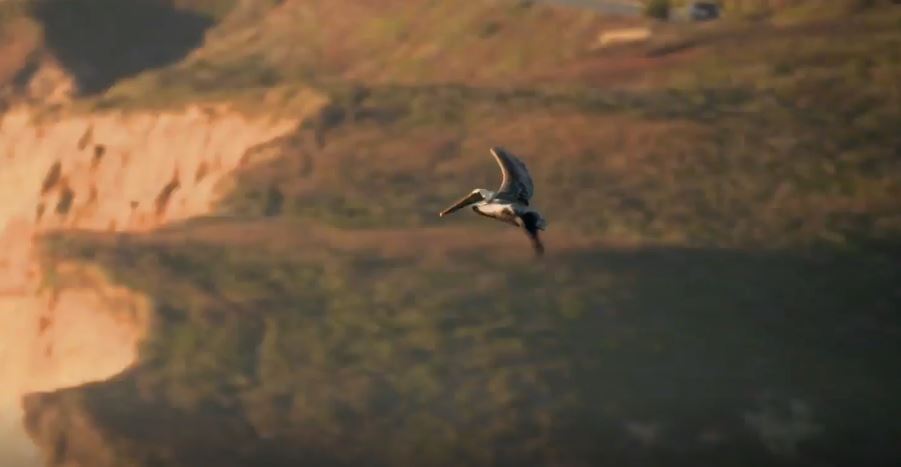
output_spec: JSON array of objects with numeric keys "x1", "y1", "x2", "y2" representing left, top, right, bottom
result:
[{"x1": 1, "y1": 1, "x2": 899, "y2": 466}]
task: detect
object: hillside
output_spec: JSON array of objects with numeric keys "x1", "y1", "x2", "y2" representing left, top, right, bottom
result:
[{"x1": 2, "y1": 1, "x2": 900, "y2": 467}]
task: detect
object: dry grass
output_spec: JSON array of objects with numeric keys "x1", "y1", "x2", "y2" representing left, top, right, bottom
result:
[
  {"x1": 83, "y1": 0, "x2": 650, "y2": 109},
  {"x1": 222, "y1": 78, "x2": 901, "y2": 248}
]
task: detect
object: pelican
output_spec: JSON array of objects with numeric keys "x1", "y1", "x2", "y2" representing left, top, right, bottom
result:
[{"x1": 439, "y1": 146, "x2": 548, "y2": 256}]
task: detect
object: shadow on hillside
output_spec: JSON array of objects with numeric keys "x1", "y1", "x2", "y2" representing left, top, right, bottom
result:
[
  {"x1": 544, "y1": 245, "x2": 901, "y2": 467},
  {"x1": 23, "y1": 233, "x2": 901, "y2": 467},
  {"x1": 32, "y1": 0, "x2": 214, "y2": 94}
]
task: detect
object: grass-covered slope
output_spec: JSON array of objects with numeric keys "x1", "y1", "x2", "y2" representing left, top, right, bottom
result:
[
  {"x1": 219, "y1": 6, "x2": 901, "y2": 248},
  {"x1": 18, "y1": 1, "x2": 901, "y2": 467},
  {"x1": 97, "y1": 0, "x2": 636, "y2": 107},
  {"x1": 34, "y1": 222, "x2": 901, "y2": 467}
]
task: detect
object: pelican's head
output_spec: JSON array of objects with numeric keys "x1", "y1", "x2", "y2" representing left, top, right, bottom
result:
[{"x1": 439, "y1": 188, "x2": 492, "y2": 217}]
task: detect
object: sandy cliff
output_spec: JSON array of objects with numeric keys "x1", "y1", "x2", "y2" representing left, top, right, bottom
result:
[{"x1": 0, "y1": 101, "x2": 318, "y2": 466}]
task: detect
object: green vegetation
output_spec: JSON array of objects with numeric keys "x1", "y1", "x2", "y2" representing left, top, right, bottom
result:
[
  {"x1": 645, "y1": 0, "x2": 671, "y2": 19},
  {"x1": 18, "y1": 1, "x2": 901, "y2": 466},
  {"x1": 37, "y1": 222, "x2": 901, "y2": 466}
]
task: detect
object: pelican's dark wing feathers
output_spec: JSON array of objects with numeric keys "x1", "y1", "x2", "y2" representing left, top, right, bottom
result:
[{"x1": 490, "y1": 147, "x2": 534, "y2": 205}]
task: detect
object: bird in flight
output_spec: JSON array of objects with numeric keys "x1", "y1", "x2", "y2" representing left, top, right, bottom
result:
[{"x1": 439, "y1": 147, "x2": 548, "y2": 256}]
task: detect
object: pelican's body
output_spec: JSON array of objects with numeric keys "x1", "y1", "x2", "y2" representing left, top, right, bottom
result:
[{"x1": 439, "y1": 147, "x2": 548, "y2": 255}]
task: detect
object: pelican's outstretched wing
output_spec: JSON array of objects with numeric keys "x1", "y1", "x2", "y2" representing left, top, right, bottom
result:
[{"x1": 490, "y1": 147, "x2": 534, "y2": 205}]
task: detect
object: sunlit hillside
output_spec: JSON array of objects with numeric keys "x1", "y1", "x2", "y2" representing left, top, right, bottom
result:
[{"x1": 2, "y1": 1, "x2": 900, "y2": 467}]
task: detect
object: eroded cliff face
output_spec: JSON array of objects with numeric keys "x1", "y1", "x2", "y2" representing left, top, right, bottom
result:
[
  {"x1": 0, "y1": 262, "x2": 151, "y2": 467},
  {"x1": 0, "y1": 102, "x2": 316, "y2": 466}
]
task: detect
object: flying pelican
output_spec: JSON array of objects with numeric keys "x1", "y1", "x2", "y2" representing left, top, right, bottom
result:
[{"x1": 438, "y1": 147, "x2": 548, "y2": 256}]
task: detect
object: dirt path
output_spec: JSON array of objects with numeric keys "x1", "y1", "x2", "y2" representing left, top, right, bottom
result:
[{"x1": 52, "y1": 217, "x2": 662, "y2": 263}]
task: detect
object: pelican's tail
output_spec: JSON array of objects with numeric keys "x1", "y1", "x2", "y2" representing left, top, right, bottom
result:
[
  {"x1": 520, "y1": 212, "x2": 546, "y2": 257},
  {"x1": 529, "y1": 231, "x2": 545, "y2": 257}
]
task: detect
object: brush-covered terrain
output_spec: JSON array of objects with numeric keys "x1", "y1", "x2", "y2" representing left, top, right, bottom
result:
[{"x1": 3, "y1": 1, "x2": 901, "y2": 466}]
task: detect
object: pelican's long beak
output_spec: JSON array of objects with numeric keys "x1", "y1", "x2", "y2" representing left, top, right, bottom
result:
[{"x1": 439, "y1": 191, "x2": 483, "y2": 217}]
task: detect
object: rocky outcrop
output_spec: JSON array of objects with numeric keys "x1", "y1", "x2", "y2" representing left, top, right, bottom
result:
[{"x1": 0, "y1": 100, "x2": 321, "y2": 466}]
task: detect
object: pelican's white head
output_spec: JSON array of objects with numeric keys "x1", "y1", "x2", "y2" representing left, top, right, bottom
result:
[{"x1": 438, "y1": 188, "x2": 493, "y2": 217}]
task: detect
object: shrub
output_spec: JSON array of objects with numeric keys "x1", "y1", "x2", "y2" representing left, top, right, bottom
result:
[{"x1": 645, "y1": 0, "x2": 671, "y2": 20}]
